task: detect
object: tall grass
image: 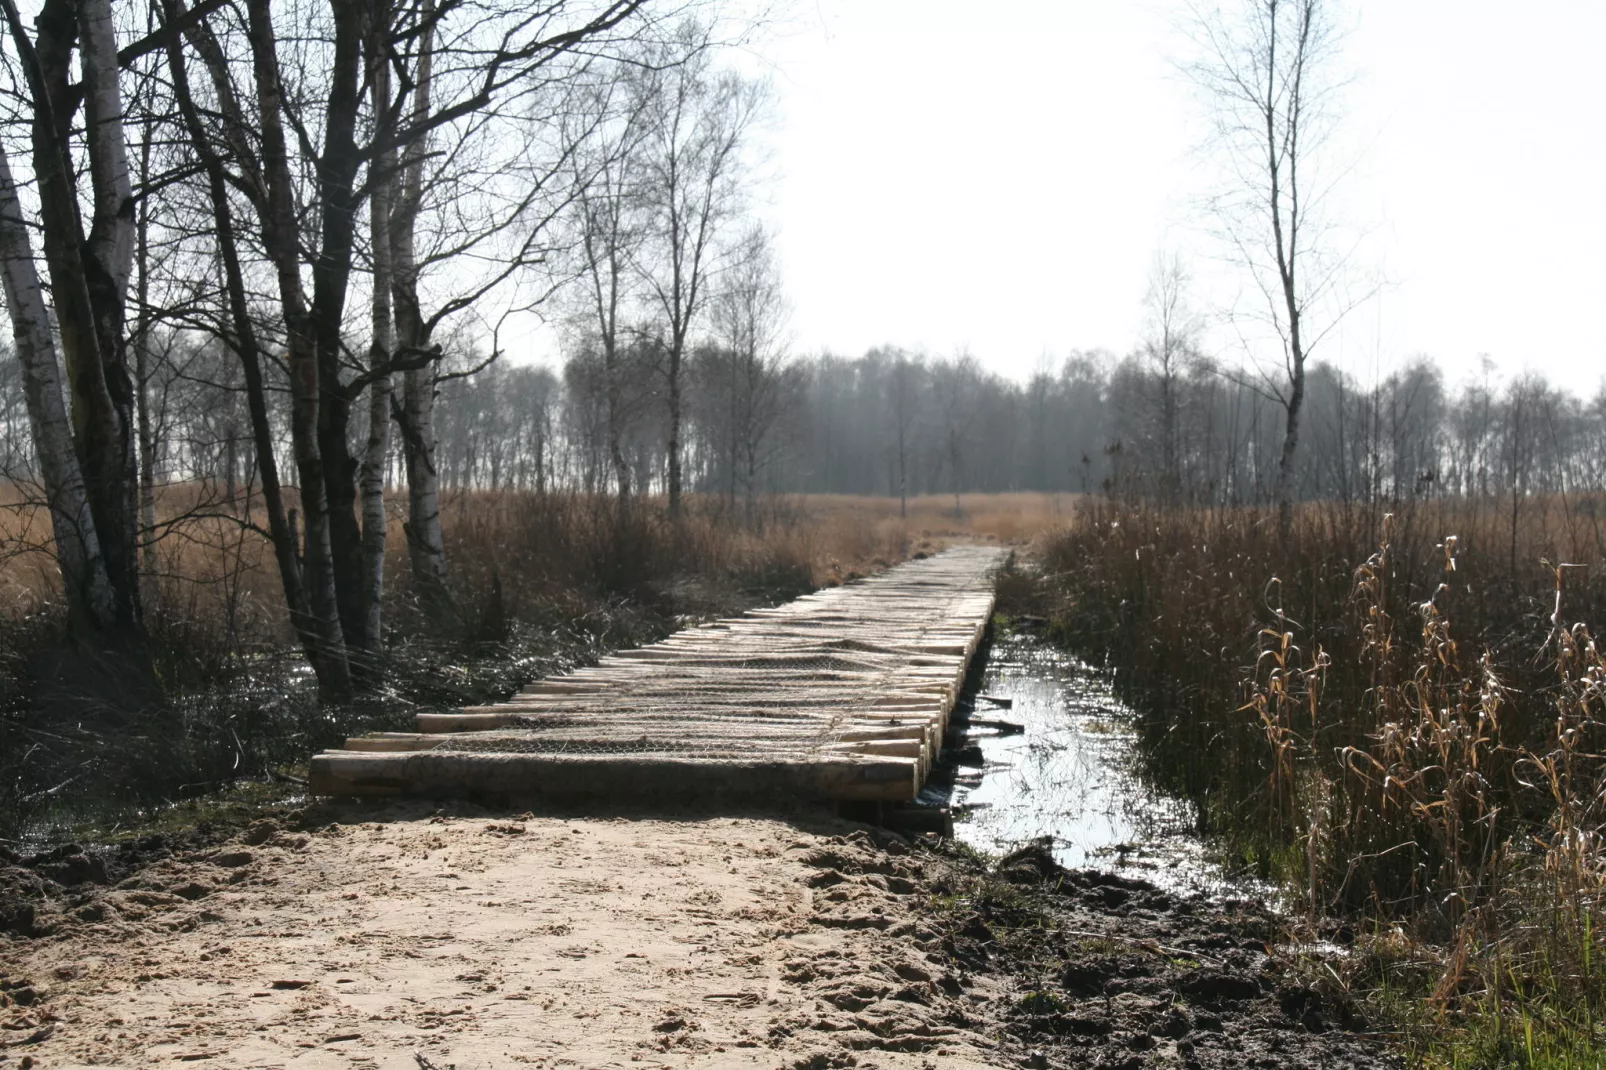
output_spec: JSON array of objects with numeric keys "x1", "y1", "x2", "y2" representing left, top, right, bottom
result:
[
  {"x1": 0, "y1": 488, "x2": 1055, "y2": 839},
  {"x1": 1037, "y1": 496, "x2": 1606, "y2": 1062}
]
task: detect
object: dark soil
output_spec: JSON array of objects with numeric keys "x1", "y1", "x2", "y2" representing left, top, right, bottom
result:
[
  {"x1": 782, "y1": 829, "x2": 1398, "y2": 1069},
  {"x1": 0, "y1": 799, "x2": 307, "y2": 942}
]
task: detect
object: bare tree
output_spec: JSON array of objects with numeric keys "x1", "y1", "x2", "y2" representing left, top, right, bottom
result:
[
  {"x1": 931, "y1": 354, "x2": 982, "y2": 519},
  {"x1": 388, "y1": 0, "x2": 453, "y2": 630},
  {"x1": 708, "y1": 224, "x2": 791, "y2": 520},
  {"x1": 1140, "y1": 252, "x2": 1202, "y2": 505},
  {"x1": 156, "y1": 0, "x2": 353, "y2": 697},
  {"x1": 1186, "y1": 0, "x2": 1348, "y2": 535},
  {"x1": 131, "y1": 70, "x2": 160, "y2": 581},
  {"x1": 360, "y1": 0, "x2": 397, "y2": 652},
  {"x1": 562, "y1": 67, "x2": 651, "y2": 501},
  {"x1": 886, "y1": 352, "x2": 921, "y2": 518},
  {"x1": 156, "y1": 0, "x2": 655, "y2": 695},
  {"x1": 0, "y1": 139, "x2": 116, "y2": 633},
  {"x1": 634, "y1": 25, "x2": 767, "y2": 516},
  {"x1": 388, "y1": 1, "x2": 660, "y2": 628}
]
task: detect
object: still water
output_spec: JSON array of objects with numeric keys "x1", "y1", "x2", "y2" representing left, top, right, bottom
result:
[{"x1": 922, "y1": 631, "x2": 1254, "y2": 896}]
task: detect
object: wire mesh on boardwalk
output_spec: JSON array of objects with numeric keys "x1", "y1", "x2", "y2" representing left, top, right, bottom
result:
[{"x1": 311, "y1": 546, "x2": 1004, "y2": 800}]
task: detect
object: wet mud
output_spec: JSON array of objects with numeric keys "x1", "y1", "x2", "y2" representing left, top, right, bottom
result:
[{"x1": 786, "y1": 833, "x2": 1397, "y2": 1069}]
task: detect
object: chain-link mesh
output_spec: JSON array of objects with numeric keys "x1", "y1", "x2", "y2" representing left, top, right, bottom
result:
[{"x1": 429, "y1": 546, "x2": 1005, "y2": 761}]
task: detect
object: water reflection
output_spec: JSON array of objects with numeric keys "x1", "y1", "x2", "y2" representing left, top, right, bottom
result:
[{"x1": 925, "y1": 632, "x2": 1257, "y2": 896}]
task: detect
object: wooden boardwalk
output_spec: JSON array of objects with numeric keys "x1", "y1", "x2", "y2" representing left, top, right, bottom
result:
[{"x1": 309, "y1": 545, "x2": 1006, "y2": 803}]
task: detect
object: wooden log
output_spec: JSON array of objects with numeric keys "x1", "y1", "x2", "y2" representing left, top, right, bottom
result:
[
  {"x1": 417, "y1": 712, "x2": 516, "y2": 732},
  {"x1": 413, "y1": 708, "x2": 944, "y2": 736},
  {"x1": 516, "y1": 681, "x2": 607, "y2": 696},
  {"x1": 822, "y1": 738, "x2": 925, "y2": 760},
  {"x1": 309, "y1": 751, "x2": 920, "y2": 802},
  {"x1": 345, "y1": 735, "x2": 445, "y2": 752},
  {"x1": 446, "y1": 699, "x2": 948, "y2": 720},
  {"x1": 353, "y1": 726, "x2": 874, "y2": 751}
]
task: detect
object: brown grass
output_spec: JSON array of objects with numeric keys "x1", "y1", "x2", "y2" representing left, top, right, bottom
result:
[
  {"x1": 1034, "y1": 496, "x2": 1606, "y2": 1064},
  {"x1": 791, "y1": 491, "x2": 1078, "y2": 559},
  {"x1": 0, "y1": 486, "x2": 1070, "y2": 650}
]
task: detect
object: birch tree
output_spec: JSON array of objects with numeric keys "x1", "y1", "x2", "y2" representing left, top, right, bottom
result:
[
  {"x1": 886, "y1": 352, "x2": 920, "y2": 517},
  {"x1": 708, "y1": 224, "x2": 791, "y2": 519},
  {"x1": 360, "y1": 0, "x2": 396, "y2": 652},
  {"x1": 388, "y1": 0, "x2": 453, "y2": 630},
  {"x1": 634, "y1": 26, "x2": 767, "y2": 516},
  {"x1": 387, "y1": 0, "x2": 648, "y2": 627},
  {"x1": 0, "y1": 141, "x2": 116, "y2": 633},
  {"x1": 563, "y1": 71, "x2": 651, "y2": 501},
  {"x1": 157, "y1": 0, "x2": 654, "y2": 695},
  {"x1": 0, "y1": 0, "x2": 147, "y2": 647},
  {"x1": 1139, "y1": 252, "x2": 1202, "y2": 505},
  {"x1": 1187, "y1": 0, "x2": 1347, "y2": 535}
]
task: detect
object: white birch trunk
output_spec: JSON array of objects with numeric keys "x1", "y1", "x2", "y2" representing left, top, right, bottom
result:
[
  {"x1": 81, "y1": 0, "x2": 142, "y2": 591},
  {"x1": 400, "y1": 359, "x2": 450, "y2": 619},
  {"x1": 359, "y1": 31, "x2": 394, "y2": 651},
  {"x1": 391, "y1": 1, "x2": 454, "y2": 626},
  {"x1": 134, "y1": 113, "x2": 157, "y2": 578},
  {"x1": 244, "y1": 0, "x2": 352, "y2": 697},
  {"x1": 79, "y1": 0, "x2": 135, "y2": 301},
  {"x1": 0, "y1": 142, "x2": 116, "y2": 630}
]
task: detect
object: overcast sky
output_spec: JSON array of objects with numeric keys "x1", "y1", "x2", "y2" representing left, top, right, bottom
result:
[{"x1": 731, "y1": 0, "x2": 1606, "y2": 391}]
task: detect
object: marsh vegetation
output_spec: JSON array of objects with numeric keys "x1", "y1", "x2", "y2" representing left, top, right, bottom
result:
[{"x1": 1031, "y1": 497, "x2": 1606, "y2": 1066}]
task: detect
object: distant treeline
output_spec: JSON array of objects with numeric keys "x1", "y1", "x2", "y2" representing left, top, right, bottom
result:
[{"x1": 5, "y1": 339, "x2": 1597, "y2": 509}]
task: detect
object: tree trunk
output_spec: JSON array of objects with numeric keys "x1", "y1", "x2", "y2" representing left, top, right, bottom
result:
[
  {"x1": 134, "y1": 124, "x2": 157, "y2": 577},
  {"x1": 7, "y1": 0, "x2": 144, "y2": 629},
  {"x1": 0, "y1": 139, "x2": 117, "y2": 634},
  {"x1": 307, "y1": 0, "x2": 371, "y2": 660},
  {"x1": 744, "y1": 438, "x2": 758, "y2": 527},
  {"x1": 75, "y1": 0, "x2": 142, "y2": 624},
  {"x1": 606, "y1": 351, "x2": 631, "y2": 499},
  {"x1": 1160, "y1": 370, "x2": 1179, "y2": 505},
  {"x1": 535, "y1": 428, "x2": 546, "y2": 495},
  {"x1": 243, "y1": 0, "x2": 353, "y2": 698},
  {"x1": 1274, "y1": 365, "x2": 1304, "y2": 539},
  {"x1": 359, "y1": 7, "x2": 395, "y2": 655},
  {"x1": 667, "y1": 338, "x2": 683, "y2": 516},
  {"x1": 592, "y1": 215, "x2": 631, "y2": 500},
  {"x1": 390, "y1": 0, "x2": 456, "y2": 629},
  {"x1": 897, "y1": 424, "x2": 908, "y2": 518},
  {"x1": 158, "y1": 0, "x2": 349, "y2": 700},
  {"x1": 949, "y1": 429, "x2": 963, "y2": 519}
]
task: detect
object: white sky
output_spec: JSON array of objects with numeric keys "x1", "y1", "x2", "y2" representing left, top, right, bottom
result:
[{"x1": 730, "y1": 0, "x2": 1606, "y2": 391}]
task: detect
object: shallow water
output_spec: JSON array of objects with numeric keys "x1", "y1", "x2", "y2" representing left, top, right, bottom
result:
[{"x1": 924, "y1": 631, "x2": 1263, "y2": 897}]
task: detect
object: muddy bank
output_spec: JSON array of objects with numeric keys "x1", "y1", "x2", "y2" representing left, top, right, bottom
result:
[
  {"x1": 781, "y1": 832, "x2": 1393, "y2": 1069},
  {"x1": 1, "y1": 797, "x2": 1394, "y2": 1069},
  {"x1": 0, "y1": 809, "x2": 280, "y2": 942}
]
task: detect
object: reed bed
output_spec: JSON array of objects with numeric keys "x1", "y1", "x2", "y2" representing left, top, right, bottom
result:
[{"x1": 1036, "y1": 496, "x2": 1606, "y2": 1065}]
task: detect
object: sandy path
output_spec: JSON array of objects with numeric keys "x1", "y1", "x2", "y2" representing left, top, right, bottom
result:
[{"x1": 2, "y1": 804, "x2": 1005, "y2": 1070}]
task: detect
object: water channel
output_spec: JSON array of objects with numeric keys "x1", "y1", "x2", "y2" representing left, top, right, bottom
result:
[{"x1": 923, "y1": 631, "x2": 1262, "y2": 897}]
